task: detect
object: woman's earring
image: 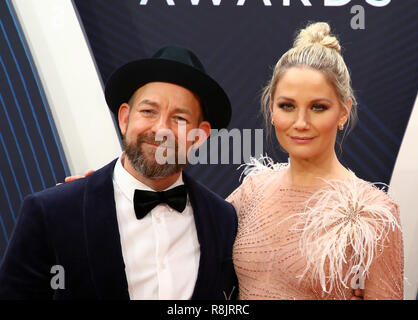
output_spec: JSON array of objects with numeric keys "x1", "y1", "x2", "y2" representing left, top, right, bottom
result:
[
  {"x1": 271, "y1": 118, "x2": 274, "y2": 126},
  {"x1": 338, "y1": 123, "x2": 344, "y2": 131}
]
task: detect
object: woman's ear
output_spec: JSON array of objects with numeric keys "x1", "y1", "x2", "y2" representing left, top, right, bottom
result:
[
  {"x1": 340, "y1": 98, "x2": 352, "y2": 126},
  {"x1": 269, "y1": 101, "x2": 275, "y2": 125},
  {"x1": 118, "y1": 103, "x2": 130, "y2": 135}
]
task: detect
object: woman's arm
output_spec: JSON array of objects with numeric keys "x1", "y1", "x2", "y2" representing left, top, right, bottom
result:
[{"x1": 363, "y1": 204, "x2": 404, "y2": 300}]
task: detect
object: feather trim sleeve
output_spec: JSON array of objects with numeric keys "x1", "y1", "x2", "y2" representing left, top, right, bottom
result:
[
  {"x1": 227, "y1": 156, "x2": 288, "y2": 219},
  {"x1": 290, "y1": 174, "x2": 403, "y2": 297},
  {"x1": 238, "y1": 156, "x2": 289, "y2": 181},
  {"x1": 363, "y1": 201, "x2": 404, "y2": 300}
]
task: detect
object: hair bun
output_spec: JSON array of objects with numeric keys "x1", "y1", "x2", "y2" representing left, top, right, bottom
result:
[{"x1": 294, "y1": 22, "x2": 341, "y2": 52}]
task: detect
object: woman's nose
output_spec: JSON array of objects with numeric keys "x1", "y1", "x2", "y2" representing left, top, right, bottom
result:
[{"x1": 293, "y1": 111, "x2": 310, "y2": 130}]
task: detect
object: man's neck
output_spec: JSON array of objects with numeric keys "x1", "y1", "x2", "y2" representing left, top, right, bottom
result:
[{"x1": 122, "y1": 155, "x2": 181, "y2": 191}]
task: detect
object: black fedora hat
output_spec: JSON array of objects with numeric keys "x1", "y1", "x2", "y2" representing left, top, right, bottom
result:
[{"x1": 104, "y1": 45, "x2": 231, "y2": 130}]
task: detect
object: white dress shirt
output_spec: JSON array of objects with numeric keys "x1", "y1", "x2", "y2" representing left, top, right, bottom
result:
[{"x1": 112, "y1": 156, "x2": 200, "y2": 299}]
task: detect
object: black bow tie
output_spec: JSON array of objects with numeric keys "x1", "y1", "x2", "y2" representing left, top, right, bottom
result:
[{"x1": 133, "y1": 185, "x2": 188, "y2": 219}]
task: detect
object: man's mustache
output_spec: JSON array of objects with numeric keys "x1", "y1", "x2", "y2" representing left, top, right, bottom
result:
[{"x1": 137, "y1": 133, "x2": 177, "y2": 148}]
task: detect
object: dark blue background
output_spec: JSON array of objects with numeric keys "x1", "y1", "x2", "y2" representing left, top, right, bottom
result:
[
  {"x1": 0, "y1": 0, "x2": 417, "y2": 260},
  {"x1": 0, "y1": 0, "x2": 69, "y2": 261},
  {"x1": 74, "y1": 0, "x2": 417, "y2": 196}
]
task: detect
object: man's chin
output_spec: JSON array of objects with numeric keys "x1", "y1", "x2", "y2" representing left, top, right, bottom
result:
[{"x1": 139, "y1": 163, "x2": 184, "y2": 180}]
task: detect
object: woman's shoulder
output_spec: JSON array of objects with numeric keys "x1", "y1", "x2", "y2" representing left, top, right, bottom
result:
[
  {"x1": 306, "y1": 172, "x2": 400, "y2": 224},
  {"x1": 238, "y1": 156, "x2": 289, "y2": 187},
  {"x1": 226, "y1": 156, "x2": 288, "y2": 212},
  {"x1": 345, "y1": 174, "x2": 399, "y2": 213}
]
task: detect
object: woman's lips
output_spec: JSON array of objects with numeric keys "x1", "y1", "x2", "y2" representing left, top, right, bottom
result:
[{"x1": 290, "y1": 136, "x2": 315, "y2": 144}]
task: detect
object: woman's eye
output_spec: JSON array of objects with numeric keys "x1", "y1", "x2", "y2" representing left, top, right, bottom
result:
[
  {"x1": 311, "y1": 104, "x2": 328, "y2": 112},
  {"x1": 278, "y1": 103, "x2": 294, "y2": 111}
]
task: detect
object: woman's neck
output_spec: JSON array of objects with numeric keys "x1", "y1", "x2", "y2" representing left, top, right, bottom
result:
[{"x1": 286, "y1": 151, "x2": 351, "y2": 187}]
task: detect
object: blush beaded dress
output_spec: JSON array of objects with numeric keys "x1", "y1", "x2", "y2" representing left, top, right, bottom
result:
[{"x1": 227, "y1": 159, "x2": 404, "y2": 300}]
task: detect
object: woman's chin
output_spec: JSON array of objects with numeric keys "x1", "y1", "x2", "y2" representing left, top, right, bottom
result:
[{"x1": 288, "y1": 150, "x2": 322, "y2": 162}]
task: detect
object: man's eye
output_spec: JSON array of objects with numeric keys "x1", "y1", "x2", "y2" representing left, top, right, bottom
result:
[
  {"x1": 175, "y1": 116, "x2": 187, "y2": 123},
  {"x1": 278, "y1": 103, "x2": 294, "y2": 111},
  {"x1": 311, "y1": 104, "x2": 328, "y2": 112}
]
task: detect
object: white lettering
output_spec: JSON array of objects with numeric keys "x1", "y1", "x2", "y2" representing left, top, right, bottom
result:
[
  {"x1": 155, "y1": 129, "x2": 176, "y2": 165},
  {"x1": 365, "y1": 0, "x2": 391, "y2": 7},
  {"x1": 50, "y1": 265, "x2": 65, "y2": 290},
  {"x1": 350, "y1": 5, "x2": 365, "y2": 30},
  {"x1": 210, "y1": 129, "x2": 242, "y2": 164},
  {"x1": 154, "y1": 128, "x2": 264, "y2": 165},
  {"x1": 350, "y1": 266, "x2": 366, "y2": 290},
  {"x1": 140, "y1": 0, "x2": 390, "y2": 6},
  {"x1": 243, "y1": 305, "x2": 250, "y2": 314},
  {"x1": 177, "y1": 123, "x2": 187, "y2": 165},
  {"x1": 283, "y1": 0, "x2": 312, "y2": 6},
  {"x1": 187, "y1": 128, "x2": 208, "y2": 165},
  {"x1": 324, "y1": 0, "x2": 351, "y2": 6},
  {"x1": 191, "y1": 0, "x2": 222, "y2": 5},
  {"x1": 237, "y1": 0, "x2": 272, "y2": 6},
  {"x1": 242, "y1": 129, "x2": 264, "y2": 164},
  {"x1": 139, "y1": 0, "x2": 175, "y2": 5},
  {"x1": 167, "y1": 304, "x2": 202, "y2": 317}
]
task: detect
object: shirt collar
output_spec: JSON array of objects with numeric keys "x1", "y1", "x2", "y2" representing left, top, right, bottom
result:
[{"x1": 113, "y1": 154, "x2": 185, "y2": 203}]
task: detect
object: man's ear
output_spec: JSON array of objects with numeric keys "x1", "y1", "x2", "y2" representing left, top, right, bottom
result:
[
  {"x1": 192, "y1": 121, "x2": 211, "y2": 149},
  {"x1": 118, "y1": 103, "x2": 130, "y2": 135}
]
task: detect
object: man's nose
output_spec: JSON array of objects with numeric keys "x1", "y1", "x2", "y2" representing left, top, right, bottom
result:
[
  {"x1": 151, "y1": 115, "x2": 174, "y2": 143},
  {"x1": 151, "y1": 115, "x2": 170, "y2": 133}
]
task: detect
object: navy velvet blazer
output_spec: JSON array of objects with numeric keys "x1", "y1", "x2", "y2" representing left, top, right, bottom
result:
[{"x1": 0, "y1": 159, "x2": 238, "y2": 300}]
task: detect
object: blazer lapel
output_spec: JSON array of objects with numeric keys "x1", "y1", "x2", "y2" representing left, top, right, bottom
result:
[
  {"x1": 83, "y1": 159, "x2": 130, "y2": 299},
  {"x1": 183, "y1": 172, "x2": 221, "y2": 299}
]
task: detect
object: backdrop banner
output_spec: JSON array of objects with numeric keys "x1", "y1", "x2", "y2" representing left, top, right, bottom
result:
[
  {"x1": 0, "y1": 0, "x2": 417, "y2": 299},
  {"x1": 73, "y1": 0, "x2": 417, "y2": 198}
]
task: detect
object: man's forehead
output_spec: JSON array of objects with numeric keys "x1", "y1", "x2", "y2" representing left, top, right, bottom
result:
[
  {"x1": 129, "y1": 82, "x2": 202, "y2": 108},
  {"x1": 132, "y1": 81, "x2": 195, "y2": 96}
]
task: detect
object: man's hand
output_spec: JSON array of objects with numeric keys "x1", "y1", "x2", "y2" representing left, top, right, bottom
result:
[
  {"x1": 64, "y1": 169, "x2": 95, "y2": 183},
  {"x1": 56, "y1": 169, "x2": 95, "y2": 185}
]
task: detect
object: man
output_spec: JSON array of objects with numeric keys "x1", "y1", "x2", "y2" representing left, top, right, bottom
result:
[{"x1": 0, "y1": 46, "x2": 238, "y2": 300}]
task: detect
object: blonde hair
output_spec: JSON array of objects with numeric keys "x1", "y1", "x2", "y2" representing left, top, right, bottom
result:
[{"x1": 261, "y1": 22, "x2": 358, "y2": 139}]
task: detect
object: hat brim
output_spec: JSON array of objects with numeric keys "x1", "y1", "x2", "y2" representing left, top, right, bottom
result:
[{"x1": 105, "y1": 59, "x2": 231, "y2": 130}]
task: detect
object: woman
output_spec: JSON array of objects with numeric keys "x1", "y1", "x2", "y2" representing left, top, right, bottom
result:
[{"x1": 227, "y1": 22, "x2": 404, "y2": 300}]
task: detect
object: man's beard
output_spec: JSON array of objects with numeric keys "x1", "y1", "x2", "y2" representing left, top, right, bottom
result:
[{"x1": 123, "y1": 132, "x2": 186, "y2": 180}]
